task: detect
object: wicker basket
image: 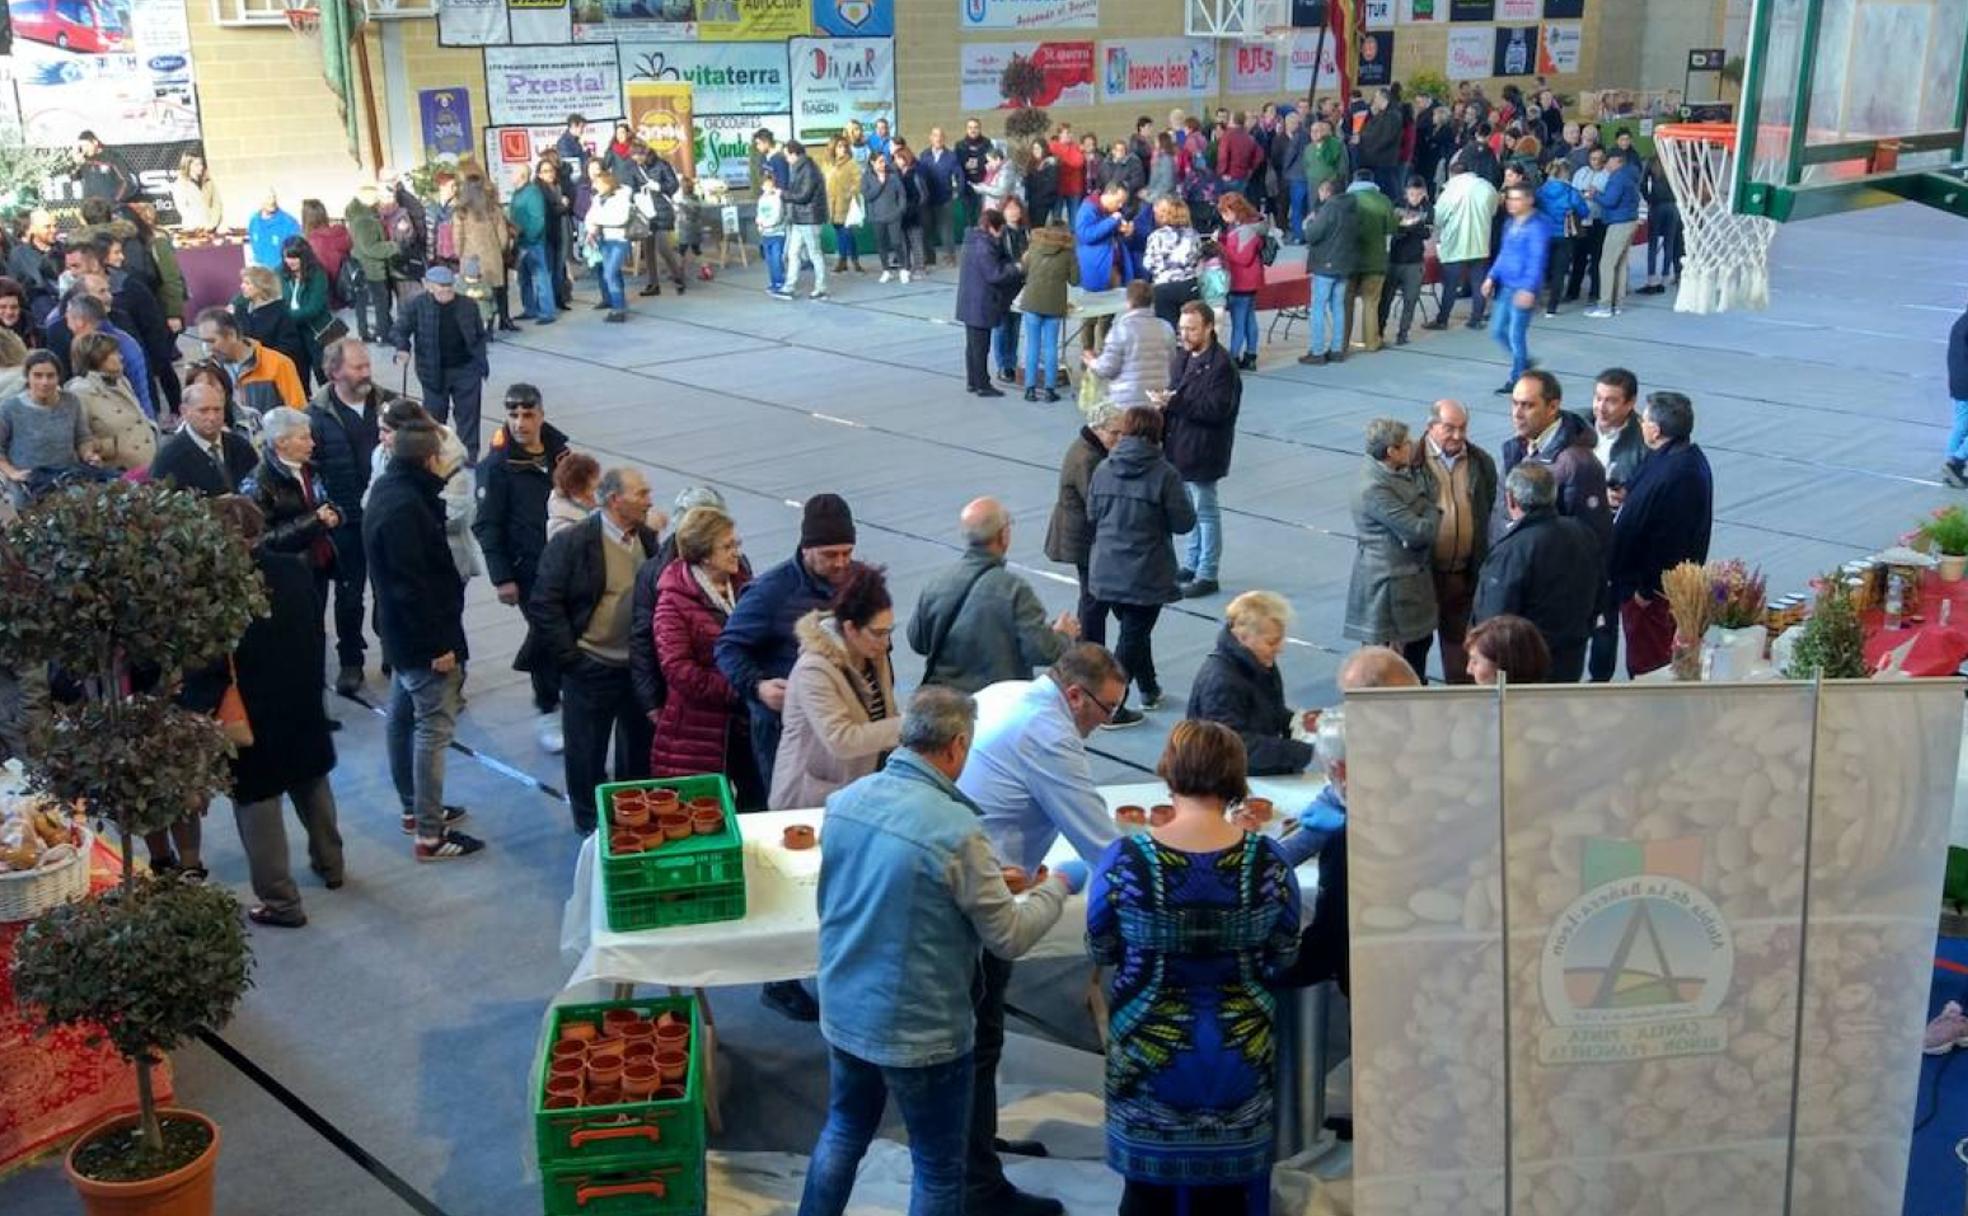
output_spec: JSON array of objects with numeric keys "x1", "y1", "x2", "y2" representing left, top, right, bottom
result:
[{"x1": 0, "y1": 828, "x2": 93, "y2": 923}]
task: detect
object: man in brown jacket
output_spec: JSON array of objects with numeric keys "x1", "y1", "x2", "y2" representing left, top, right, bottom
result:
[{"x1": 1415, "y1": 399, "x2": 1497, "y2": 683}]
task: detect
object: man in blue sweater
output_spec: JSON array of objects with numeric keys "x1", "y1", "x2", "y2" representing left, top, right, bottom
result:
[
  {"x1": 1484, "y1": 183, "x2": 1550, "y2": 395},
  {"x1": 1586, "y1": 150, "x2": 1641, "y2": 319},
  {"x1": 919, "y1": 127, "x2": 963, "y2": 268}
]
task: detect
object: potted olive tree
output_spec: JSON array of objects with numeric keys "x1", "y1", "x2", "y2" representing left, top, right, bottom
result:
[
  {"x1": 2, "y1": 482, "x2": 266, "y2": 1215},
  {"x1": 1001, "y1": 55, "x2": 1052, "y2": 159}
]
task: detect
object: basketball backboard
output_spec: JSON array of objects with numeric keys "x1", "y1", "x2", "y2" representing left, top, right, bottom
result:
[{"x1": 1733, "y1": 0, "x2": 1968, "y2": 221}]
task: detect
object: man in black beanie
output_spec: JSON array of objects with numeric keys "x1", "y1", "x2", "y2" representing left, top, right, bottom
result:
[{"x1": 715, "y1": 492, "x2": 858, "y2": 1021}]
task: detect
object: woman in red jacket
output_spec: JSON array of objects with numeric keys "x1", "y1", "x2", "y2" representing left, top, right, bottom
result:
[
  {"x1": 1216, "y1": 193, "x2": 1266, "y2": 370},
  {"x1": 650, "y1": 505, "x2": 763, "y2": 808},
  {"x1": 301, "y1": 199, "x2": 351, "y2": 307}
]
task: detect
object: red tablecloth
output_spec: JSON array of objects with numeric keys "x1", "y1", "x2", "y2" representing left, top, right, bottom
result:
[
  {"x1": 0, "y1": 836, "x2": 173, "y2": 1175},
  {"x1": 176, "y1": 240, "x2": 248, "y2": 320},
  {"x1": 1862, "y1": 570, "x2": 1968, "y2": 676}
]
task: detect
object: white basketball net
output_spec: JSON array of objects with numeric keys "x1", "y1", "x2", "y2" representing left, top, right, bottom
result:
[{"x1": 1653, "y1": 127, "x2": 1779, "y2": 315}]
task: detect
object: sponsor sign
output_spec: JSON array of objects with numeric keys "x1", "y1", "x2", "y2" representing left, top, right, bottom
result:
[
  {"x1": 697, "y1": 0, "x2": 810, "y2": 41},
  {"x1": 14, "y1": 0, "x2": 200, "y2": 148},
  {"x1": 1284, "y1": 30, "x2": 1341, "y2": 91},
  {"x1": 485, "y1": 44, "x2": 623, "y2": 126},
  {"x1": 1362, "y1": 0, "x2": 1393, "y2": 27},
  {"x1": 572, "y1": 0, "x2": 696, "y2": 42},
  {"x1": 958, "y1": 0, "x2": 1098, "y2": 31},
  {"x1": 695, "y1": 112, "x2": 790, "y2": 188},
  {"x1": 1357, "y1": 31, "x2": 1393, "y2": 87},
  {"x1": 626, "y1": 79, "x2": 695, "y2": 175},
  {"x1": 1539, "y1": 21, "x2": 1581, "y2": 74},
  {"x1": 1493, "y1": 25, "x2": 1538, "y2": 76},
  {"x1": 510, "y1": 0, "x2": 572, "y2": 44},
  {"x1": 618, "y1": 42, "x2": 790, "y2": 114},
  {"x1": 788, "y1": 36, "x2": 895, "y2": 143},
  {"x1": 1446, "y1": 26, "x2": 1491, "y2": 78},
  {"x1": 438, "y1": 0, "x2": 509, "y2": 45},
  {"x1": 419, "y1": 88, "x2": 476, "y2": 161},
  {"x1": 1227, "y1": 42, "x2": 1281, "y2": 95},
  {"x1": 958, "y1": 40, "x2": 1093, "y2": 111},
  {"x1": 815, "y1": 0, "x2": 893, "y2": 35},
  {"x1": 1100, "y1": 37, "x2": 1218, "y2": 102},
  {"x1": 1498, "y1": 0, "x2": 1538, "y2": 20}
]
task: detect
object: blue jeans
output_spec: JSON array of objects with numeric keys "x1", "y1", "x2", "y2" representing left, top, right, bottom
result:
[
  {"x1": 798, "y1": 1046, "x2": 972, "y2": 1216},
  {"x1": 832, "y1": 222, "x2": 861, "y2": 265},
  {"x1": 596, "y1": 238, "x2": 629, "y2": 309},
  {"x1": 1021, "y1": 312, "x2": 1060, "y2": 387},
  {"x1": 994, "y1": 313, "x2": 1020, "y2": 376},
  {"x1": 1309, "y1": 274, "x2": 1346, "y2": 355},
  {"x1": 1184, "y1": 479, "x2": 1222, "y2": 580},
  {"x1": 762, "y1": 233, "x2": 787, "y2": 292},
  {"x1": 1287, "y1": 179, "x2": 1308, "y2": 238},
  {"x1": 1433, "y1": 258, "x2": 1488, "y2": 326},
  {"x1": 1949, "y1": 399, "x2": 1968, "y2": 463},
  {"x1": 519, "y1": 242, "x2": 555, "y2": 322},
  {"x1": 387, "y1": 664, "x2": 463, "y2": 840},
  {"x1": 1226, "y1": 292, "x2": 1257, "y2": 359},
  {"x1": 1490, "y1": 294, "x2": 1535, "y2": 385}
]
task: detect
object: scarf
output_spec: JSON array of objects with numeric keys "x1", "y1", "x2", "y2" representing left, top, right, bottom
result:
[{"x1": 691, "y1": 564, "x2": 737, "y2": 616}]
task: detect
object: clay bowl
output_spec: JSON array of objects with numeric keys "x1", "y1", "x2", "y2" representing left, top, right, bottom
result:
[
  {"x1": 690, "y1": 807, "x2": 725, "y2": 836},
  {"x1": 549, "y1": 1055, "x2": 586, "y2": 1080},
  {"x1": 622, "y1": 1061, "x2": 661, "y2": 1100},
  {"x1": 655, "y1": 1047, "x2": 689, "y2": 1083},
  {"x1": 611, "y1": 829, "x2": 645, "y2": 855},
  {"x1": 546, "y1": 1073, "x2": 583, "y2": 1101},
  {"x1": 1242, "y1": 797, "x2": 1275, "y2": 827},
  {"x1": 586, "y1": 1054, "x2": 624, "y2": 1087},
  {"x1": 551, "y1": 1038, "x2": 588, "y2": 1062},
  {"x1": 647, "y1": 788, "x2": 680, "y2": 813},
  {"x1": 612, "y1": 792, "x2": 649, "y2": 827},
  {"x1": 654, "y1": 1020, "x2": 690, "y2": 1049},
  {"x1": 623, "y1": 1038, "x2": 657, "y2": 1063},
  {"x1": 687, "y1": 796, "x2": 720, "y2": 816},
  {"x1": 1149, "y1": 803, "x2": 1176, "y2": 827},
  {"x1": 601, "y1": 1009, "x2": 639, "y2": 1037},
  {"x1": 658, "y1": 812, "x2": 691, "y2": 842},
  {"x1": 782, "y1": 824, "x2": 817, "y2": 851},
  {"x1": 1114, "y1": 804, "x2": 1148, "y2": 828}
]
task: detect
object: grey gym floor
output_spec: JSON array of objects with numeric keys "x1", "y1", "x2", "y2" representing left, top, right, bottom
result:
[{"x1": 2, "y1": 203, "x2": 1960, "y2": 1215}]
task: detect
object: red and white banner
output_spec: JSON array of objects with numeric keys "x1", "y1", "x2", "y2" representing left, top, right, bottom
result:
[
  {"x1": 1227, "y1": 42, "x2": 1282, "y2": 94},
  {"x1": 1285, "y1": 29, "x2": 1342, "y2": 92},
  {"x1": 959, "y1": 40, "x2": 1095, "y2": 110}
]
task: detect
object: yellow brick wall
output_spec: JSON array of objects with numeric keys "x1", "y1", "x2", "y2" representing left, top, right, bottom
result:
[{"x1": 397, "y1": 17, "x2": 495, "y2": 164}]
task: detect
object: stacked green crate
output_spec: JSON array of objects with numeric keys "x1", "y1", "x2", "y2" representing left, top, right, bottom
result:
[
  {"x1": 535, "y1": 995, "x2": 708, "y2": 1215},
  {"x1": 597, "y1": 774, "x2": 747, "y2": 932}
]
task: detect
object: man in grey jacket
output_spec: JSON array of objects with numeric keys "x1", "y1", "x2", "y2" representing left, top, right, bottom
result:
[
  {"x1": 909, "y1": 497, "x2": 1078, "y2": 694},
  {"x1": 781, "y1": 139, "x2": 830, "y2": 300}
]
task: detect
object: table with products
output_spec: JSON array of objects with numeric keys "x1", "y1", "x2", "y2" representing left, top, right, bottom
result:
[{"x1": 173, "y1": 234, "x2": 249, "y2": 318}]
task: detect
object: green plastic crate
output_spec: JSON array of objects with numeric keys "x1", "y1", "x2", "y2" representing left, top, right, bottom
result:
[
  {"x1": 597, "y1": 775, "x2": 745, "y2": 896},
  {"x1": 534, "y1": 996, "x2": 707, "y2": 1170},
  {"x1": 542, "y1": 1154, "x2": 705, "y2": 1216},
  {"x1": 604, "y1": 878, "x2": 747, "y2": 934}
]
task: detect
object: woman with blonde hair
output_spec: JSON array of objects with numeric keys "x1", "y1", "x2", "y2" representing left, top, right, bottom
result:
[
  {"x1": 1087, "y1": 719, "x2": 1299, "y2": 1214},
  {"x1": 584, "y1": 168, "x2": 634, "y2": 322},
  {"x1": 650, "y1": 506, "x2": 762, "y2": 806},
  {"x1": 66, "y1": 331, "x2": 155, "y2": 471},
  {"x1": 770, "y1": 563, "x2": 901, "y2": 810},
  {"x1": 232, "y1": 264, "x2": 311, "y2": 392},
  {"x1": 172, "y1": 152, "x2": 223, "y2": 233},
  {"x1": 455, "y1": 173, "x2": 518, "y2": 333},
  {"x1": 824, "y1": 135, "x2": 866, "y2": 274},
  {"x1": 1188, "y1": 590, "x2": 1318, "y2": 774},
  {"x1": 1141, "y1": 195, "x2": 1201, "y2": 325}
]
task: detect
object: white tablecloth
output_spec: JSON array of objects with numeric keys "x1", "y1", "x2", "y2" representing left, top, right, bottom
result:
[{"x1": 558, "y1": 776, "x2": 1324, "y2": 993}]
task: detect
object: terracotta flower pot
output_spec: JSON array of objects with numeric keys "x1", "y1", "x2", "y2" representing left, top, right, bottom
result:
[
  {"x1": 65, "y1": 1108, "x2": 221, "y2": 1216},
  {"x1": 624, "y1": 1039, "x2": 657, "y2": 1062},
  {"x1": 586, "y1": 1053, "x2": 624, "y2": 1088},
  {"x1": 656, "y1": 1047, "x2": 688, "y2": 1083},
  {"x1": 552, "y1": 1038, "x2": 587, "y2": 1062},
  {"x1": 614, "y1": 790, "x2": 646, "y2": 811},
  {"x1": 648, "y1": 789, "x2": 680, "y2": 813},
  {"x1": 550, "y1": 1055, "x2": 585, "y2": 1079},
  {"x1": 611, "y1": 830, "x2": 645, "y2": 855},
  {"x1": 783, "y1": 824, "x2": 816, "y2": 851},
  {"x1": 654, "y1": 1020, "x2": 689, "y2": 1050},
  {"x1": 544, "y1": 1094, "x2": 579, "y2": 1110},
  {"x1": 622, "y1": 1061, "x2": 661, "y2": 1100},
  {"x1": 690, "y1": 808, "x2": 724, "y2": 835},
  {"x1": 1150, "y1": 804, "x2": 1175, "y2": 827},
  {"x1": 687, "y1": 796, "x2": 719, "y2": 816},
  {"x1": 1114, "y1": 804, "x2": 1147, "y2": 827},
  {"x1": 613, "y1": 799, "x2": 650, "y2": 829},
  {"x1": 546, "y1": 1073, "x2": 583, "y2": 1101},
  {"x1": 658, "y1": 812, "x2": 690, "y2": 841},
  {"x1": 602, "y1": 1010, "x2": 638, "y2": 1037}
]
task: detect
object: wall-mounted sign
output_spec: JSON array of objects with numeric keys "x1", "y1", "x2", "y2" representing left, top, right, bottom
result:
[
  {"x1": 788, "y1": 36, "x2": 895, "y2": 144},
  {"x1": 958, "y1": 0, "x2": 1098, "y2": 31},
  {"x1": 959, "y1": 41, "x2": 1094, "y2": 111},
  {"x1": 485, "y1": 44, "x2": 623, "y2": 126},
  {"x1": 617, "y1": 41, "x2": 790, "y2": 114}
]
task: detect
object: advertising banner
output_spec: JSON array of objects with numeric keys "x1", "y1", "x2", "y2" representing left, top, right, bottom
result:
[
  {"x1": 698, "y1": 0, "x2": 810, "y2": 40},
  {"x1": 1542, "y1": 0, "x2": 1583, "y2": 15},
  {"x1": 13, "y1": 0, "x2": 200, "y2": 148},
  {"x1": 626, "y1": 79, "x2": 695, "y2": 175},
  {"x1": 1284, "y1": 30, "x2": 1341, "y2": 91},
  {"x1": 815, "y1": 0, "x2": 892, "y2": 35},
  {"x1": 958, "y1": 0, "x2": 1098, "y2": 32},
  {"x1": 788, "y1": 36, "x2": 894, "y2": 144},
  {"x1": 438, "y1": 0, "x2": 510, "y2": 45},
  {"x1": 618, "y1": 42, "x2": 790, "y2": 114},
  {"x1": 1449, "y1": 0, "x2": 1492, "y2": 18},
  {"x1": 484, "y1": 123, "x2": 572, "y2": 177},
  {"x1": 695, "y1": 112, "x2": 789, "y2": 188},
  {"x1": 419, "y1": 88, "x2": 477, "y2": 162},
  {"x1": 1497, "y1": 0, "x2": 1538, "y2": 19},
  {"x1": 1538, "y1": 21, "x2": 1580, "y2": 73},
  {"x1": 485, "y1": 44, "x2": 623, "y2": 126},
  {"x1": 1446, "y1": 25, "x2": 1491, "y2": 78},
  {"x1": 572, "y1": 0, "x2": 696, "y2": 42},
  {"x1": 1362, "y1": 0, "x2": 1394, "y2": 28},
  {"x1": 959, "y1": 41, "x2": 1093, "y2": 111},
  {"x1": 1399, "y1": 0, "x2": 1436, "y2": 20},
  {"x1": 1290, "y1": 0, "x2": 1326, "y2": 24},
  {"x1": 1493, "y1": 25, "x2": 1538, "y2": 76},
  {"x1": 1227, "y1": 42, "x2": 1281, "y2": 95},
  {"x1": 1100, "y1": 37, "x2": 1218, "y2": 102},
  {"x1": 1357, "y1": 31, "x2": 1393, "y2": 86},
  {"x1": 510, "y1": 0, "x2": 573, "y2": 43}
]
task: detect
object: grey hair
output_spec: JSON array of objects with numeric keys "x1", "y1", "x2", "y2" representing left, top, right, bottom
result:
[
  {"x1": 674, "y1": 485, "x2": 725, "y2": 514},
  {"x1": 322, "y1": 336, "x2": 367, "y2": 378},
  {"x1": 1643, "y1": 391, "x2": 1694, "y2": 442},
  {"x1": 1051, "y1": 642, "x2": 1127, "y2": 692},
  {"x1": 1087, "y1": 404, "x2": 1123, "y2": 430},
  {"x1": 1505, "y1": 461, "x2": 1557, "y2": 511},
  {"x1": 1364, "y1": 417, "x2": 1409, "y2": 460},
  {"x1": 261, "y1": 406, "x2": 311, "y2": 446},
  {"x1": 597, "y1": 467, "x2": 636, "y2": 505},
  {"x1": 63, "y1": 291, "x2": 106, "y2": 323},
  {"x1": 898, "y1": 686, "x2": 976, "y2": 753},
  {"x1": 960, "y1": 499, "x2": 1010, "y2": 545}
]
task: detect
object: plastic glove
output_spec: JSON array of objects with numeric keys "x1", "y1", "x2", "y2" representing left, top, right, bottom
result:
[{"x1": 1051, "y1": 859, "x2": 1090, "y2": 896}]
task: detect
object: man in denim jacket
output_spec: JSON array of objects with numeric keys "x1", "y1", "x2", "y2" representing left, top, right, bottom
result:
[{"x1": 802, "y1": 686, "x2": 1082, "y2": 1216}]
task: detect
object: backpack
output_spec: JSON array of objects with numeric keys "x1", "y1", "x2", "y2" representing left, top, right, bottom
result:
[
  {"x1": 1259, "y1": 228, "x2": 1281, "y2": 266},
  {"x1": 387, "y1": 205, "x2": 426, "y2": 279}
]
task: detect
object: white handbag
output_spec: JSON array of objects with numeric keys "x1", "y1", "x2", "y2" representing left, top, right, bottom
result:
[{"x1": 844, "y1": 195, "x2": 866, "y2": 227}]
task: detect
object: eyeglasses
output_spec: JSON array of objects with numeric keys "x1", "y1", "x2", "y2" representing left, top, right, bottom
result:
[
  {"x1": 864, "y1": 624, "x2": 895, "y2": 640},
  {"x1": 1075, "y1": 683, "x2": 1120, "y2": 722}
]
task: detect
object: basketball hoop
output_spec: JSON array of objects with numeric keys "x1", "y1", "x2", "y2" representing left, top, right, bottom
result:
[
  {"x1": 283, "y1": 0, "x2": 322, "y2": 40},
  {"x1": 1652, "y1": 122, "x2": 1779, "y2": 315}
]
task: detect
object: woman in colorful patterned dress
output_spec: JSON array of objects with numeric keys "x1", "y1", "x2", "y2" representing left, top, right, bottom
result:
[{"x1": 1087, "y1": 719, "x2": 1302, "y2": 1215}]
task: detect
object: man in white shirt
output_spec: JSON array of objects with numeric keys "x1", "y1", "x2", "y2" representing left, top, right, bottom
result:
[{"x1": 957, "y1": 643, "x2": 1128, "y2": 1216}]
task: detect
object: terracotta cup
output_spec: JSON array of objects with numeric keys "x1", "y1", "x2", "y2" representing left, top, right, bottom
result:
[
  {"x1": 656, "y1": 1047, "x2": 689, "y2": 1083},
  {"x1": 1150, "y1": 804, "x2": 1176, "y2": 827},
  {"x1": 687, "y1": 795, "x2": 719, "y2": 816},
  {"x1": 612, "y1": 829, "x2": 645, "y2": 855},
  {"x1": 783, "y1": 824, "x2": 817, "y2": 851},
  {"x1": 658, "y1": 812, "x2": 691, "y2": 841},
  {"x1": 602, "y1": 1010, "x2": 638, "y2": 1037},
  {"x1": 624, "y1": 1039, "x2": 657, "y2": 1062},
  {"x1": 585, "y1": 1085, "x2": 621, "y2": 1108},
  {"x1": 655, "y1": 1083, "x2": 686, "y2": 1101},
  {"x1": 550, "y1": 1055, "x2": 585, "y2": 1080},
  {"x1": 586, "y1": 1053, "x2": 624, "y2": 1087},
  {"x1": 613, "y1": 798, "x2": 650, "y2": 829},
  {"x1": 1114, "y1": 804, "x2": 1148, "y2": 827},
  {"x1": 1242, "y1": 797, "x2": 1274, "y2": 826},
  {"x1": 648, "y1": 788, "x2": 680, "y2": 813},
  {"x1": 690, "y1": 808, "x2": 724, "y2": 836},
  {"x1": 559, "y1": 1020, "x2": 598, "y2": 1043},
  {"x1": 621, "y1": 1061, "x2": 661, "y2": 1100},
  {"x1": 654, "y1": 1020, "x2": 690, "y2": 1049},
  {"x1": 546, "y1": 1073, "x2": 583, "y2": 1101},
  {"x1": 552, "y1": 1038, "x2": 588, "y2": 1062},
  {"x1": 545, "y1": 1094, "x2": 579, "y2": 1110},
  {"x1": 621, "y1": 1019, "x2": 655, "y2": 1043}
]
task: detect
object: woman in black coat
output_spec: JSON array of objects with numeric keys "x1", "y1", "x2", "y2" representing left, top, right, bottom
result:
[
  {"x1": 1086, "y1": 406, "x2": 1195, "y2": 711},
  {"x1": 1044, "y1": 405, "x2": 1123, "y2": 643},
  {"x1": 1188, "y1": 590, "x2": 1317, "y2": 775},
  {"x1": 954, "y1": 210, "x2": 1023, "y2": 394},
  {"x1": 214, "y1": 495, "x2": 344, "y2": 928},
  {"x1": 232, "y1": 264, "x2": 311, "y2": 392}
]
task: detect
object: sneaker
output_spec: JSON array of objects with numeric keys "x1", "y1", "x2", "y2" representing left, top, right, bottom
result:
[
  {"x1": 537, "y1": 713, "x2": 564, "y2": 754},
  {"x1": 1395, "y1": 332, "x2": 1410, "y2": 345},
  {"x1": 769, "y1": 289, "x2": 794, "y2": 300},
  {"x1": 975, "y1": 386, "x2": 1005, "y2": 398},
  {"x1": 1544, "y1": 308, "x2": 1558, "y2": 318},
  {"x1": 1099, "y1": 705, "x2": 1145, "y2": 730},
  {"x1": 1420, "y1": 319, "x2": 1448, "y2": 331},
  {"x1": 810, "y1": 290, "x2": 829, "y2": 300},
  {"x1": 899, "y1": 269, "x2": 912, "y2": 284},
  {"x1": 334, "y1": 665, "x2": 363, "y2": 696},
  {"x1": 1927, "y1": 1000, "x2": 1968, "y2": 1053},
  {"x1": 1139, "y1": 690, "x2": 1165, "y2": 711},
  {"x1": 415, "y1": 830, "x2": 486, "y2": 862},
  {"x1": 1297, "y1": 353, "x2": 1327, "y2": 366},
  {"x1": 1024, "y1": 387, "x2": 1039, "y2": 402},
  {"x1": 1180, "y1": 577, "x2": 1220, "y2": 598},
  {"x1": 1041, "y1": 388, "x2": 1060, "y2": 403},
  {"x1": 761, "y1": 979, "x2": 820, "y2": 1022},
  {"x1": 401, "y1": 806, "x2": 470, "y2": 835},
  {"x1": 965, "y1": 1184, "x2": 1065, "y2": 1216},
  {"x1": 1495, "y1": 383, "x2": 1515, "y2": 395},
  {"x1": 998, "y1": 367, "x2": 1018, "y2": 383},
  {"x1": 1584, "y1": 306, "x2": 1615, "y2": 319},
  {"x1": 1944, "y1": 462, "x2": 1968, "y2": 490},
  {"x1": 604, "y1": 311, "x2": 627, "y2": 323},
  {"x1": 879, "y1": 270, "x2": 894, "y2": 284},
  {"x1": 1177, "y1": 566, "x2": 1195, "y2": 582}
]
